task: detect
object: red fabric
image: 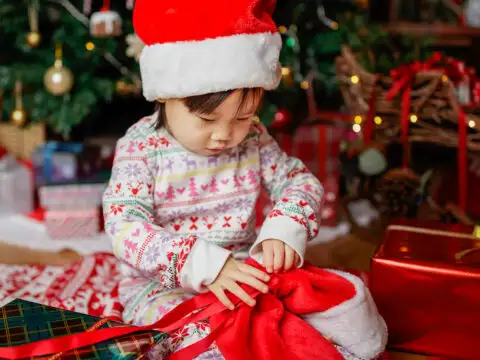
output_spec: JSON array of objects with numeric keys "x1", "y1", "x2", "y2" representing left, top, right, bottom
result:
[
  {"x1": 133, "y1": 0, "x2": 278, "y2": 45},
  {"x1": 371, "y1": 219, "x2": 480, "y2": 359},
  {"x1": 0, "y1": 260, "x2": 357, "y2": 360}
]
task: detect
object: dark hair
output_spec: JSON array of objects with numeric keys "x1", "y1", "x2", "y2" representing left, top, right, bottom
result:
[{"x1": 154, "y1": 88, "x2": 263, "y2": 130}]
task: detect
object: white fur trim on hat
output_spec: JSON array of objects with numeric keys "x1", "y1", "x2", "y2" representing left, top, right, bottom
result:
[
  {"x1": 302, "y1": 269, "x2": 388, "y2": 359},
  {"x1": 139, "y1": 32, "x2": 282, "y2": 101}
]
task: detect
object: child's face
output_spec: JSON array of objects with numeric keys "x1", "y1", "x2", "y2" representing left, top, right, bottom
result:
[{"x1": 164, "y1": 90, "x2": 261, "y2": 156}]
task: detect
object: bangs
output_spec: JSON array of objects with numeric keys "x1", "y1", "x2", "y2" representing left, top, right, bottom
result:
[
  {"x1": 184, "y1": 88, "x2": 264, "y2": 115},
  {"x1": 154, "y1": 88, "x2": 264, "y2": 130}
]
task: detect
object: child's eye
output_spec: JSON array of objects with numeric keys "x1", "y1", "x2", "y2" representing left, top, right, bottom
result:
[
  {"x1": 199, "y1": 116, "x2": 216, "y2": 122},
  {"x1": 237, "y1": 117, "x2": 252, "y2": 122}
]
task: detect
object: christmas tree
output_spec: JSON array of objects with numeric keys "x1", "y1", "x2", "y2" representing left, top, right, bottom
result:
[{"x1": 0, "y1": 0, "x2": 138, "y2": 137}]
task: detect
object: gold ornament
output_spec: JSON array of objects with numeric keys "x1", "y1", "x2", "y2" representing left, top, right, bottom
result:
[
  {"x1": 26, "y1": 31, "x2": 41, "y2": 47},
  {"x1": 281, "y1": 67, "x2": 294, "y2": 86},
  {"x1": 26, "y1": 1, "x2": 41, "y2": 48},
  {"x1": 116, "y1": 80, "x2": 141, "y2": 96},
  {"x1": 44, "y1": 42, "x2": 74, "y2": 96},
  {"x1": 10, "y1": 80, "x2": 28, "y2": 127}
]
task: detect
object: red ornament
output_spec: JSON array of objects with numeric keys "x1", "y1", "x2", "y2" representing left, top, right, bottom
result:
[{"x1": 271, "y1": 109, "x2": 291, "y2": 129}]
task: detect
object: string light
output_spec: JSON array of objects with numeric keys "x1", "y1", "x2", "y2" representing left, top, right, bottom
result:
[
  {"x1": 441, "y1": 75, "x2": 449, "y2": 83},
  {"x1": 350, "y1": 75, "x2": 360, "y2": 84},
  {"x1": 85, "y1": 41, "x2": 95, "y2": 51},
  {"x1": 352, "y1": 124, "x2": 361, "y2": 133},
  {"x1": 281, "y1": 67, "x2": 291, "y2": 76},
  {"x1": 278, "y1": 25, "x2": 287, "y2": 34},
  {"x1": 374, "y1": 116, "x2": 383, "y2": 125},
  {"x1": 300, "y1": 80, "x2": 309, "y2": 89},
  {"x1": 468, "y1": 120, "x2": 476, "y2": 128},
  {"x1": 410, "y1": 114, "x2": 418, "y2": 123},
  {"x1": 354, "y1": 115, "x2": 363, "y2": 124}
]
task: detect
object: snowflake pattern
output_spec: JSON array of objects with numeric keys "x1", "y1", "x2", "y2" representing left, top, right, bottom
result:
[{"x1": 123, "y1": 163, "x2": 143, "y2": 178}]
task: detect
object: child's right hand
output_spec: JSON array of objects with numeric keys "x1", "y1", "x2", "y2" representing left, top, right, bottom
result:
[{"x1": 208, "y1": 257, "x2": 270, "y2": 310}]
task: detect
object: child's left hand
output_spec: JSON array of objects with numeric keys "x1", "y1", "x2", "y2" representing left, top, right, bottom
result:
[{"x1": 261, "y1": 239, "x2": 299, "y2": 274}]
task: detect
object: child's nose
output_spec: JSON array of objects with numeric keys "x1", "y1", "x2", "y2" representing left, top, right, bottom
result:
[{"x1": 212, "y1": 125, "x2": 232, "y2": 142}]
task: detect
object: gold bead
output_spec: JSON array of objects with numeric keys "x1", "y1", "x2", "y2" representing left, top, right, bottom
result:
[
  {"x1": 10, "y1": 109, "x2": 27, "y2": 127},
  {"x1": 300, "y1": 80, "x2": 309, "y2": 89},
  {"x1": 26, "y1": 31, "x2": 41, "y2": 47}
]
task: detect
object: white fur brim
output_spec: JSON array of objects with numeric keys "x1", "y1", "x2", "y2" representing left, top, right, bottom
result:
[
  {"x1": 302, "y1": 269, "x2": 388, "y2": 359},
  {"x1": 139, "y1": 32, "x2": 282, "y2": 101}
]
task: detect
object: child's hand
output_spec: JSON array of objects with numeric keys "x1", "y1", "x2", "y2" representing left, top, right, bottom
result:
[
  {"x1": 262, "y1": 239, "x2": 299, "y2": 274},
  {"x1": 208, "y1": 257, "x2": 270, "y2": 310}
]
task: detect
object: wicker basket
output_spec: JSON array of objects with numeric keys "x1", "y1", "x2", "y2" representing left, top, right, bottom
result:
[
  {"x1": 0, "y1": 123, "x2": 46, "y2": 159},
  {"x1": 335, "y1": 46, "x2": 480, "y2": 152}
]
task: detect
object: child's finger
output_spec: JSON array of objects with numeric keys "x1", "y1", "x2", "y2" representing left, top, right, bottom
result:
[
  {"x1": 262, "y1": 243, "x2": 274, "y2": 273},
  {"x1": 238, "y1": 262, "x2": 270, "y2": 282},
  {"x1": 225, "y1": 281, "x2": 256, "y2": 307},
  {"x1": 283, "y1": 245, "x2": 296, "y2": 271},
  {"x1": 273, "y1": 242, "x2": 284, "y2": 273},
  {"x1": 231, "y1": 271, "x2": 269, "y2": 294},
  {"x1": 210, "y1": 286, "x2": 234, "y2": 310}
]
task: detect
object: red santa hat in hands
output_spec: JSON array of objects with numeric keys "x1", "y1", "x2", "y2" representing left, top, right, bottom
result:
[{"x1": 133, "y1": 0, "x2": 282, "y2": 101}]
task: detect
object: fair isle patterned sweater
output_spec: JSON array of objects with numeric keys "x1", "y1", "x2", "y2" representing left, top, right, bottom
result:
[{"x1": 103, "y1": 114, "x2": 324, "y2": 320}]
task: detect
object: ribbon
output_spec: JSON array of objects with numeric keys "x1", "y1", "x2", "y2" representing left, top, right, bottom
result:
[
  {"x1": 386, "y1": 62, "x2": 425, "y2": 169},
  {"x1": 0, "y1": 261, "x2": 352, "y2": 360},
  {"x1": 387, "y1": 224, "x2": 480, "y2": 267},
  {"x1": 458, "y1": 108, "x2": 467, "y2": 212},
  {"x1": 363, "y1": 76, "x2": 379, "y2": 146},
  {"x1": 41, "y1": 141, "x2": 83, "y2": 182}
]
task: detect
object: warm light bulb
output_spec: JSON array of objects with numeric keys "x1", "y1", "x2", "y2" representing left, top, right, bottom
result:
[
  {"x1": 281, "y1": 67, "x2": 291, "y2": 75},
  {"x1": 354, "y1": 115, "x2": 363, "y2": 124},
  {"x1": 350, "y1": 75, "x2": 360, "y2": 84},
  {"x1": 85, "y1": 41, "x2": 95, "y2": 51},
  {"x1": 352, "y1": 124, "x2": 361, "y2": 133},
  {"x1": 469, "y1": 120, "x2": 476, "y2": 128},
  {"x1": 300, "y1": 81, "x2": 309, "y2": 89},
  {"x1": 278, "y1": 25, "x2": 287, "y2": 34},
  {"x1": 441, "y1": 75, "x2": 449, "y2": 83},
  {"x1": 410, "y1": 114, "x2": 418, "y2": 123},
  {"x1": 374, "y1": 116, "x2": 382, "y2": 125}
]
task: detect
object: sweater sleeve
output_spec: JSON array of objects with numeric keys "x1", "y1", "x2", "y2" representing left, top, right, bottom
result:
[
  {"x1": 103, "y1": 123, "x2": 231, "y2": 293},
  {"x1": 249, "y1": 124, "x2": 324, "y2": 267}
]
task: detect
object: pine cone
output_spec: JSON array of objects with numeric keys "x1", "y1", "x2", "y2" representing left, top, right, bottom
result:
[{"x1": 375, "y1": 168, "x2": 420, "y2": 217}]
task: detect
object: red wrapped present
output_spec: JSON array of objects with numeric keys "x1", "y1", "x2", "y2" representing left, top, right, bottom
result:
[
  {"x1": 45, "y1": 208, "x2": 100, "y2": 239},
  {"x1": 371, "y1": 219, "x2": 480, "y2": 359}
]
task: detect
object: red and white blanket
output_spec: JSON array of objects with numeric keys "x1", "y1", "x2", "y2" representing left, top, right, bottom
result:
[{"x1": 0, "y1": 253, "x2": 123, "y2": 321}]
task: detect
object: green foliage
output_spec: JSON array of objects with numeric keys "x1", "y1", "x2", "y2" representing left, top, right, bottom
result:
[{"x1": 0, "y1": 0, "x2": 137, "y2": 137}]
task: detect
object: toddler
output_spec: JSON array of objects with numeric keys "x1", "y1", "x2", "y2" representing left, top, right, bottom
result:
[{"x1": 103, "y1": 0, "x2": 387, "y2": 359}]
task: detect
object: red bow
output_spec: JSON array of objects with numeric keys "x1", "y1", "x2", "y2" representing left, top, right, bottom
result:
[
  {"x1": 0, "y1": 261, "x2": 357, "y2": 360},
  {"x1": 386, "y1": 62, "x2": 425, "y2": 169}
]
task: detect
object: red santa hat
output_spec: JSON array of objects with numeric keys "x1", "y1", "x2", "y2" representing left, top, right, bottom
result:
[{"x1": 133, "y1": 0, "x2": 282, "y2": 101}]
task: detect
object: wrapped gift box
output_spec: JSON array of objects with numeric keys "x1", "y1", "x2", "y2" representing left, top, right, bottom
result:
[
  {"x1": 39, "y1": 182, "x2": 107, "y2": 210},
  {"x1": 0, "y1": 155, "x2": 33, "y2": 215},
  {"x1": 371, "y1": 219, "x2": 480, "y2": 359},
  {"x1": 0, "y1": 299, "x2": 165, "y2": 359},
  {"x1": 32, "y1": 141, "x2": 103, "y2": 184},
  {"x1": 45, "y1": 208, "x2": 100, "y2": 239}
]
